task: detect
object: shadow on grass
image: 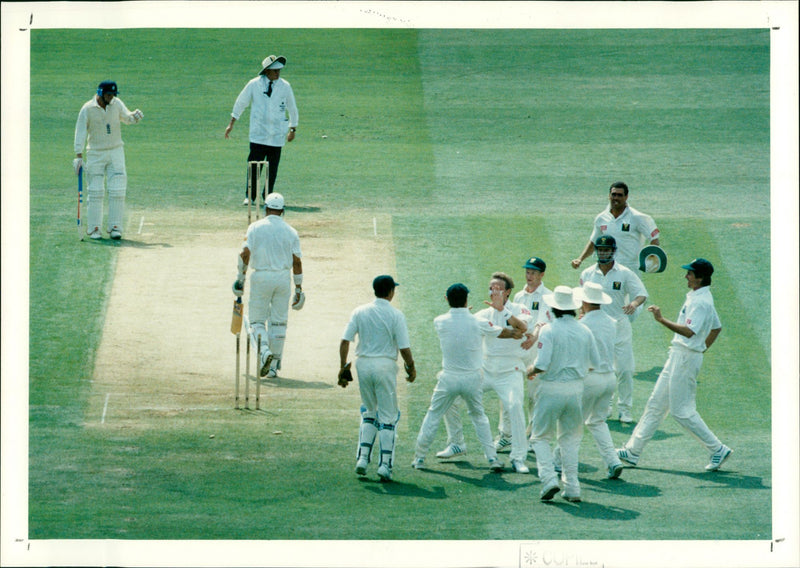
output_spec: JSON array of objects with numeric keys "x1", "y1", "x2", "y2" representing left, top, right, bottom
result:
[
  {"x1": 285, "y1": 205, "x2": 322, "y2": 213},
  {"x1": 542, "y1": 498, "x2": 641, "y2": 521},
  {"x1": 414, "y1": 461, "x2": 538, "y2": 492},
  {"x1": 581, "y1": 476, "x2": 663, "y2": 498},
  {"x1": 83, "y1": 237, "x2": 173, "y2": 248},
  {"x1": 606, "y1": 420, "x2": 681, "y2": 442},
  {"x1": 634, "y1": 466, "x2": 769, "y2": 491},
  {"x1": 359, "y1": 477, "x2": 448, "y2": 500},
  {"x1": 245, "y1": 374, "x2": 333, "y2": 389},
  {"x1": 635, "y1": 366, "x2": 663, "y2": 383}
]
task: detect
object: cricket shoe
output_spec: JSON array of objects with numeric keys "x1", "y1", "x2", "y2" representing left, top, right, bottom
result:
[
  {"x1": 705, "y1": 445, "x2": 732, "y2": 471},
  {"x1": 494, "y1": 437, "x2": 512, "y2": 453},
  {"x1": 540, "y1": 479, "x2": 560, "y2": 501},
  {"x1": 109, "y1": 226, "x2": 122, "y2": 240},
  {"x1": 488, "y1": 458, "x2": 505, "y2": 472},
  {"x1": 617, "y1": 448, "x2": 640, "y2": 466},
  {"x1": 259, "y1": 350, "x2": 274, "y2": 378},
  {"x1": 88, "y1": 227, "x2": 102, "y2": 240},
  {"x1": 511, "y1": 459, "x2": 530, "y2": 474},
  {"x1": 435, "y1": 444, "x2": 466, "y2": 459},
  {"x1": 355, "y1": 458, "x2": 369, "y2": 476},
  {"x1": 619, "y1": 411, "x2": 634, "y2": 424},
  {"x1": 242, "y1": 197, "x2": 250, "y2": 206},
  {"x1": 377, "y1": 463, "x2": 393, "y2": 482},
  {"x1": 607, "y1": 463, "x2": 624, "y2": 479},
  {"x1": 562, "y1": 493, "x2": 582, "y2": 503},
  {"x1": 411, "y1": 457, "x2": 425, "y2": 470}
]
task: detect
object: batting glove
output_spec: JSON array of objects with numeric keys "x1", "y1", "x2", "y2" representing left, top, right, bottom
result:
[
  {"x1": 232, "y1": 279, "x2": 244, "y2": 297},
  {"x1": 73, "y1": 157, "x2": 83, "y2": 175},
  {"x1": 291, "y1": 286, "x2": 305, "y2": 310}
]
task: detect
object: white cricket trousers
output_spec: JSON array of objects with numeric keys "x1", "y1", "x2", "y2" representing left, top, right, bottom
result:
[
  {"x1": 614, "y1": 316, "x2": 635, "y2": 414},
  {"x1": 415, "y1": 370, "x2": 497, "y2": 460},
  {"x1": 356, "y1": 357, "x2": 399, "y2": 427},
  {"x1": 582, "y1": 370, "x2": 619, "y2": 468},
  {"x1": 86, "y1": 146, "x2": 127, "y2": 232},
  {"x1": 626, "y1": 344, "x2": 722, "y2": 456},
  {"x1": 248, "y1": 269, "x2": 291, "y2": 360},
  {"x1": 531, "y1": 380, "x2": 584, "y2": 496}
]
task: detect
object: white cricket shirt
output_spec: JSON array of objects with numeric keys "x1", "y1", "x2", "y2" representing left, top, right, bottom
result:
[
  {"x1": 343, "y1": 298, "x2": 411, "y2": 359},
  {"x1": 533, "y1": 316, "x2": 600, "y2": 382},
  {"x1": 74, "y1": 97, "x2": 138, "y2": 153},
  {"x1": 672, "y1": 286, "x2": 722, "y2": 352},
  {"x1": 245, "y1": 215, "x2": 301, "y2": 271},
  {"x1": 578, "y1": 309, "x2": 617, "y2": 374},
  {"x1": 434, "y1": 307, "x2": 503, "y2": 374},
  {"x1": 475, "y1": 301, "x2": 532, "y2": 361},
  {"x1": 232, "y1": 76, "x2": 299, "y2": 146},
  {"x1": 513, "y1": 284, "x2": 553, "y2": 326},
  {"x1": 589, "y1": 205, "x2": 660, "y2": 271},
  {"x1": 579, "y1": 262, "x2": 648, "y2": 322}
]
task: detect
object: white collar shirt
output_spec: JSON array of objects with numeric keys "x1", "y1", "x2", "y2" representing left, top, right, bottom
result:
[
  {"x1": 245, "y1": 215, "x2": 301, "y2": 271},
  {"x1": 74, "y1": 97, "x2": 137, "y2": 153},
  {"x1": 232, "y1": 76, "x2": 299, "y2": 146},
  {"x1": 578, "y1": 309, "x2": 617, "y2": 374},
  {"x1": 672, "y1": 286, "x2": 722, "y2": 352},
  {"x1": 533, "y1": 316, "x2": 600, "y2": 382},
  {"x1": 579, "y1": 262, "x2": 648, "y2": 321},
  {"x1": 590, "y1": 205, "x2": 660, "y2": 271},
  {"x1": 434, "y1": 307, "x2": 503, "y2": 373},
  {"x1": 475, "y1": 301, "x2": 532, "y2": 363},
  {"x1": 342, "y1": 298, "x2": 411, "y2": 359},
  {"x1": 513, "y1": 283, "x2": 553, "y2": 326}
]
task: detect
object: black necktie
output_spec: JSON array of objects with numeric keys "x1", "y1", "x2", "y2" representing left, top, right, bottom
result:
[{"x1": 266, "y1": 81, "x2": 273, "y2": 97}]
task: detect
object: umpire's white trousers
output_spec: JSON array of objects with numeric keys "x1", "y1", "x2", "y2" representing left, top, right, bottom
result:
[
  {"x1": 626, "y1": 344, "x2": 722, "y2": 456},
  {"x1": 356, "y1": 356, "x2": 399, "y2": 427},
  {"x1": 531, "y1": 380, "x2": 584, "y2": 496},
  {"x1": 415, "y1": 370, "x2": 497, "y2": 460},
  {"x1": 248, "y1": 269, "x2": 291, "y2": 359},
  {"x1": 582, "y1": 370, "x2": 619, "y2": 468},
  {"x1": 86, "y1": 146, "x2": 127, "y2": 232}
]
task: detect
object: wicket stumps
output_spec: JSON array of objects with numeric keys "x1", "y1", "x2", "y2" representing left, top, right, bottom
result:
[
  {"x1": 235, "y1": 316, "x2": 262, "y2": 410},
  {"x1": 246, "y1": 160, "x2": 269, "y2": 226}
]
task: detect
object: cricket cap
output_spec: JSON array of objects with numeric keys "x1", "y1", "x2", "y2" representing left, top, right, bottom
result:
[
  {"x1": 446, "y1": 283, "x2": 470, "y2": 306},
  {"x1": 523, "y1": 256, "x2": 547, "y2": 272},
  {"x1": 265, "y1": 192, "x2": 285, "y2": 210},
  {"x1": 97, "y1": 81, "x2": 118, "y2": 96},
  {"x1": 373, "y1": 275, "x2": 399, "y2": 297},
  {"x1": 681, "y1": 258, "x2": 714, "y2": 279}
]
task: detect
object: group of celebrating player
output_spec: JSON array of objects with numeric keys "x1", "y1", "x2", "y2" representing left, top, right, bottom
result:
[{"x1": 339, "y1": 181, "x2": 732, "y2": 503}]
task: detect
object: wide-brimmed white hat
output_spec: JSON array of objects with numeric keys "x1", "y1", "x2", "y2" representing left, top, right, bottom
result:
[
  {"x1": 573, "y1": 282, "x2": 612, "y2": 305},
  {"x1": 543, "y1": 285, "x2": 581, "y2": 311},
  {"x1": 261, "y1": 55, "x2": 286, "y2": 73}
]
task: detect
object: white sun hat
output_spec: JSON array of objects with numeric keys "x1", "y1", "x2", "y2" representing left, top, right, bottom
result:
[
  {"x1": 573, "y1": 281, "x2": 612, "y2": 305},
  {"x1": 542, "y1": 285, "x2": 581, "y2": 311},
  {"x1": 261, "y1": 55, "x2": 286, "y2": 73}
]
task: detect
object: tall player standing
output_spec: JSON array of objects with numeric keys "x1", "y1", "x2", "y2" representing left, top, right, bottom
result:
[{"x1": 73, "y1": 81, "x2": 143, "y2": 240}]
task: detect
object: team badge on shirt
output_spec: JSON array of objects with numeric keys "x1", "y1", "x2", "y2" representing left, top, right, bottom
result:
[
  {"x1": 531, "y1": 301, "x2": 539, "y2": 311},
  {"x1": 622, "y1": 223, "x2": 630, "y2": 232},
  {"x1": 600, "y1": 225, "x2": 608, "y2": 232},
  {"x1": 613, "y1": 282, "x2": 622, "y2": 290}
]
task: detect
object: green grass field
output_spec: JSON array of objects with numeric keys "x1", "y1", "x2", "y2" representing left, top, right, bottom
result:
[{"x1": 11, "y1": 18, "x2": 789, "y2": 566}]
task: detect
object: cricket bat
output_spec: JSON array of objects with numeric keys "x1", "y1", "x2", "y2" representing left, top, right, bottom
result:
[
  {"x1": 77, "y1": 166, "x2": 84, "y2": 241},
  {"x1": 231, "y1": 296, "x2": 243, "y2": 334}
]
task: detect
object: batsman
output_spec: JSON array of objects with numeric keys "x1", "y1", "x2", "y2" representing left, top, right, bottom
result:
[
  {"x1": 233, "y1": 192, "x2": 304, "y2": 378},
  {"x1": 73, "y1": 81, "x2": 143, "y2": 240}
]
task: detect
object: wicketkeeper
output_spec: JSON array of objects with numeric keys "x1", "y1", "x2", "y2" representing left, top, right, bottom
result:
[
  {"x1": 73, "y1": 81, "x2": 143, "y2": 240},
  {"x1": 233, "y1": 192, "x2": 304, "y2": 378}
]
